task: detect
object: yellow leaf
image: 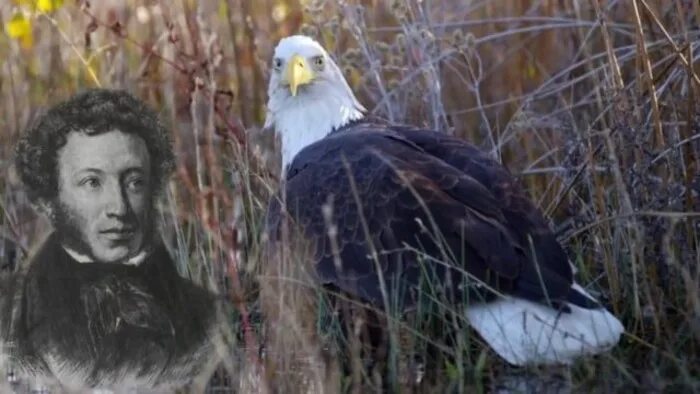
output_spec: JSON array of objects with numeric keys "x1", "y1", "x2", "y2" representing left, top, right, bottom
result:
[
  {"x1": 271, "y1": 3, "x2": 289, "y2": 23},
  {"x1": 527, "y1": 63, "x2": 537, "y2": 79},
  {"x1": 20, "y1": 32, "x2": 34, "y2": 48},
  {"x1": 6, "y1": 12, "x2": 31, "y2": 39},
  {"x1": 37, "y1": 0, "x2": 64, "y2": 12},
  {"x1": 218, "y1": 0, "x2": 228, "y2": 18}
]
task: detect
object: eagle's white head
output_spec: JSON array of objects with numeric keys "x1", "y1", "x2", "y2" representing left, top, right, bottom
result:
[{"x1": 264, "y1": 35, "x2": 366, "y2": 171}]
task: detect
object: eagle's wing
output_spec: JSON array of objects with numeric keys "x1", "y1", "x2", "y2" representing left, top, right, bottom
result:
[
  {"x1": 392, "y1": 125, "x2": 586, "y2": 306},
  {"x1": 266, "y1": 124, "x2": 581, "y2": 310}
]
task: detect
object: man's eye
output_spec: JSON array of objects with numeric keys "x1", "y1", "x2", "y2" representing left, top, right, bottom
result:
[
  {"x1": 80, "y1": 177, "x2": 101, "y2": 189},
  {"x1": 125, "y1": 178, "x2": 145, "y2": 192}
]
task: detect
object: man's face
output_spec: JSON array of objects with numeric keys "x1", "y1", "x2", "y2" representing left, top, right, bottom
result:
[{"x1": 52, "y1": 129, "x2": 152, "y2": 263}]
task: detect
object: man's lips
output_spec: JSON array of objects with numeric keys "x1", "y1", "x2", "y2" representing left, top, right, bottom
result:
[{"x1": 99, "y1": 228, "x2": 136, "y2": 241}]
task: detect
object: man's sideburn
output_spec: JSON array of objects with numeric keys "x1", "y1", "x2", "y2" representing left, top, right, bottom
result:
[{"x1": 49, "y1": 195, "x2": 156, "y2": 263}]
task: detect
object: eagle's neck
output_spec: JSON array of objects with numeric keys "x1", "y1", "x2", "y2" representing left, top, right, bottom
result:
[{"x1": 275, "y1": 94, "x2": 364, "y2": 170}]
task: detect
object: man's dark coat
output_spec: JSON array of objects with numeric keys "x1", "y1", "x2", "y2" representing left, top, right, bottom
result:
[{"x1": 0, "y1": 232, "x2": 220, "y2": 388}]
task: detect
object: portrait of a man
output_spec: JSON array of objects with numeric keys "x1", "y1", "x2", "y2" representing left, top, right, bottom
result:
[{"x1": 1, "y1": 89, "x2": 223, "y2": 391}]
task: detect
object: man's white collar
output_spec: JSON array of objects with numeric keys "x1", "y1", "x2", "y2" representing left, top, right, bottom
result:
[{"x1": 62, "y1": 246, "x2": 150, "y2": 266}]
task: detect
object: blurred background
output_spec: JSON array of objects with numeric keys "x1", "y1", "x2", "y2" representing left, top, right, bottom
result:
[{"x1": 1, "y1": 0, "x2": 699, "y2": 392}]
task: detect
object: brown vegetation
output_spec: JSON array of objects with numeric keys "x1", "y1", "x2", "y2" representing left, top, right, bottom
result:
[{"x1": 1, "y1": 0, "x2": 698, "y2": 392}]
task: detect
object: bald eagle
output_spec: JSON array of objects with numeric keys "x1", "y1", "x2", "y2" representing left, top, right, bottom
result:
[{"x1": 263, "y1": 35, "x2": 623, "y2": 366}]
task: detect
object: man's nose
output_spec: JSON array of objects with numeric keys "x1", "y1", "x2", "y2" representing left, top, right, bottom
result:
[{"x1": 104, "y1": 182, "x2": 129, "y2": 217}]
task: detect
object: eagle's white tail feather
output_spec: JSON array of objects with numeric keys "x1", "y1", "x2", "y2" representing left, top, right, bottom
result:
[{"x1": 465, "y1": 283, "x2": 624, "y2": 366}]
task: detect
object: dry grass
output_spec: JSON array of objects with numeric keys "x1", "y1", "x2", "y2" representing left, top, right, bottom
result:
[{"x1": 0, "y1": 0, "x2": 699, "y2": 392}]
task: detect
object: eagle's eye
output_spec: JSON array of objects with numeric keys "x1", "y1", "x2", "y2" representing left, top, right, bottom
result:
[
  {"x1": 312, "y1": 55, "x2": 325, "y2": 70},
  {"x1": 273, "y1": 58, "x2": 283, "y2": 71}
]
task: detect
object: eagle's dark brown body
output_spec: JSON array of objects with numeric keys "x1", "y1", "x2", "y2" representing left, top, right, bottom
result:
[{"x1": 266, "y1": 119, "x2": 594, "y2": 312}]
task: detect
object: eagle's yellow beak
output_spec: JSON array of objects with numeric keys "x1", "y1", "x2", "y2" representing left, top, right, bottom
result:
[{"x1": 285, "y1": 54, "x2": 314, "y2": 96}]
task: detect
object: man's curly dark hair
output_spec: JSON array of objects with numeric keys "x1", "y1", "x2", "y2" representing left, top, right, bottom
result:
[{"x1": 15, "y1": 89, "x2": 176, "y2": 204}]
